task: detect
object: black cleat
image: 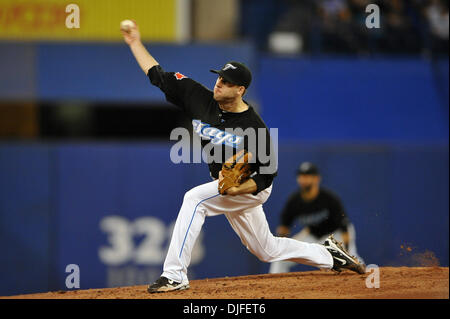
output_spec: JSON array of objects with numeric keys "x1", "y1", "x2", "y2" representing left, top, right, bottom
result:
[
  {"x1": 147, "y1": 276, "x2": 190, "y2": 293},
  {"x1": 324, "y1": 235, "x2": 366, "y2": 274}
]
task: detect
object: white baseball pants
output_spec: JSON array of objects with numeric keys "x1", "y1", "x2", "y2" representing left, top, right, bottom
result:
[
  {"x1": 269, "y1": 224, "x2": 364, "y2": 274},
  {"x1": 162, "y1": 180, "x2": 333, "y2": 284}
]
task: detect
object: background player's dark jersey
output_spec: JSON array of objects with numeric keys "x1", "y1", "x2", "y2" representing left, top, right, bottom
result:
[
  {"x1": 147, "y1": 65, "x2": 277, "y2": 193},
  {"x1": 280, "y1": 187, "x2": 349, "y2": 238}
]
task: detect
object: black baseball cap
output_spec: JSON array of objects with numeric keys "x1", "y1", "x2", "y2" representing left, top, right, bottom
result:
[
  {"x1": 296, "y1": 162, "x2": 320, "y2": 176},
  {"x1": 210, "y1": 61, "x2": 252, "y2": 89}
]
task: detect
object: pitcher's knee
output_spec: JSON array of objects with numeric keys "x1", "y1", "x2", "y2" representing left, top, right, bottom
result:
[
  {"x1": 256, "y1": 253, "x2": 276, "y2": 263},
  {"x1": 248, "y1": 237, "x2": 281, "y2": 263},
  {"x1": 183, "y1": 187, "x2": 200, "y2": 202},
  {"x1": 253, "y1": 249, "x2": 280, "y2": 263}
]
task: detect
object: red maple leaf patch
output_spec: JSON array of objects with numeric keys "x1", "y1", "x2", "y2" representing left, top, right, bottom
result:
[{"x1": 174, "y1": 72, "x2": 187, "y2": 80}]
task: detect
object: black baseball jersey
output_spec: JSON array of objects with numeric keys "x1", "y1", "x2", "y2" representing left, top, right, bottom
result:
[
  {"x1": 280, "y1": 188, "x2": 349, "y2": 238},
  {"x1": 147, "y1": 65, "x2": 277, "y2": 194}
]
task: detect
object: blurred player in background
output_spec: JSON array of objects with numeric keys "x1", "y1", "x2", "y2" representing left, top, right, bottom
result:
[{"x1": 269, "y1": 162, "x2": 364, "y2": 274}]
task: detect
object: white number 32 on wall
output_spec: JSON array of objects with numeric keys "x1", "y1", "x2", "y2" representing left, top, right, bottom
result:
[{"x1": 98, "y1": 216, "x2": 205, "y2": 266}]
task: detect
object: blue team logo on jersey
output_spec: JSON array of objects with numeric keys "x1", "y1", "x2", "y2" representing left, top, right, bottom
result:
[{"x1": 192, "y1": 119, "x2": 243, "y2": 148}]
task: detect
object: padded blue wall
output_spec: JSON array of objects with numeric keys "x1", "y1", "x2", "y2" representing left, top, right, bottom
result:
[
  {"x1": 1, "y1": 42, "x2": 447, "y2": 143},
  {"x1": 259, "y1": 57, "x2": 449, "y2": 142},
  {"x1": 0, "y1": 144, "x2": 52, "y2": 295},
  {"x1": 35, "y1": 42, "x2": 257, "y2": 102},
  {"x1": 0, "y1": 142, "x2": 447, "y2": 295}
]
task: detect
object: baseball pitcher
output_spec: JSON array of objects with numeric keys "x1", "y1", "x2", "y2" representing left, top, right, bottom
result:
[{"x1": 121, "y1": 21, "x2": 365, "y2": 293}]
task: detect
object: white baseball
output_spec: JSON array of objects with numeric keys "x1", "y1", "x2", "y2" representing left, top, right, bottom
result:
[{"x1": 120, "y1": 19, "x2": 135, "y2": 32}]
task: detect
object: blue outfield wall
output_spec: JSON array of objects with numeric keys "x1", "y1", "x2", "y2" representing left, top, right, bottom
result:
[
  {"x1": 0, "y1": 145, "x2": 52, "y2": 295},
  {"x1": 39, "y1": 42, "x2": 257, "y2": 103},
  {"x1": 258, "y1": 57, "x2": 449, "y2": 142},
  {"x1": 0, "y1": 42, "x2": 257, "y2": 103},
  {"x1": 2, "y1": 44, "x2": 448, "y2": 143},
  {"x1": 0, "y1": 142, "x2": 448, "y2": 296}
]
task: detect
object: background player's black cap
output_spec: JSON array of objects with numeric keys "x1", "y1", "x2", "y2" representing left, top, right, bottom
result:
[
  {"x1": 297, "y1": 162, "x2": 320, "y2": 176},
  {"x1": 210, "y1": 61, "x2": 252, "y2": 88}
]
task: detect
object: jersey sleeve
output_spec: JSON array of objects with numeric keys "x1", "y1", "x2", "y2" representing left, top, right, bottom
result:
[
  {"x1": 147, "y1": 65, "x2": 213, "y2": 118},
  {"x1": 252, "y1": 173, "x2": 274, "y2": 194},
  {"x1": 249, "y1": 124, "x2": 278, "y2": 194}
]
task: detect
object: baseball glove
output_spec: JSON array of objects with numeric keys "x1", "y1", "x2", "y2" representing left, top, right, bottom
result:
[{"x1": 218, "y1": 149, "x2": 253, "y2": 195}]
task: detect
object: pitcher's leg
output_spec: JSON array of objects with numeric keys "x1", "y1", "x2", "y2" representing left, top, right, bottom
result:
[
  {"x1": 269, "y1": 260, "x2": 297, "y2": 273},
  {"x1": 162, "y1": 182, "x2": 220, "y2": 284},
  {"x1": 269, "y1": 230, "x2": 320, "y2": 273},
  {"x1": 326, "y1": 225, "x2": 364, "y2": 264},
  {"x1": 226, "y1": 206, "x2": 333, "y2": 269},
  {"x1": 162, "y1": 180, "x2": 268, "y2": 283}
]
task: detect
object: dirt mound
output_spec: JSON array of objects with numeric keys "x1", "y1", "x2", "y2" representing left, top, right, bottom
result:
[
  {"x1": 2, "y1": 267, "x2": 448, "y2": 299},
  {"x1": 395, "y1": 245, "x2": 441, "y2": 267}
]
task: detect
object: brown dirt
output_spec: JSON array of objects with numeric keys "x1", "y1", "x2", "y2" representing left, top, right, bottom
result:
[{"x1": 2, "y1": 267, "x2": 448, "y2": 299}]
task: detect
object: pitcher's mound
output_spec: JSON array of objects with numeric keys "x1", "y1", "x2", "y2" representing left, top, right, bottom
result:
[{"x1": 3, "y1": 267, "x2": 448, "y2": 299}]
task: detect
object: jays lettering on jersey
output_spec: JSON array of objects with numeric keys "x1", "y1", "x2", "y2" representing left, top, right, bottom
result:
[
  {"x1": 192, "y1": 119, "x2": 243, "y2": 149},
  {"x1": 148, "y1": 65, "x2": 277, "y2": 194}
]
